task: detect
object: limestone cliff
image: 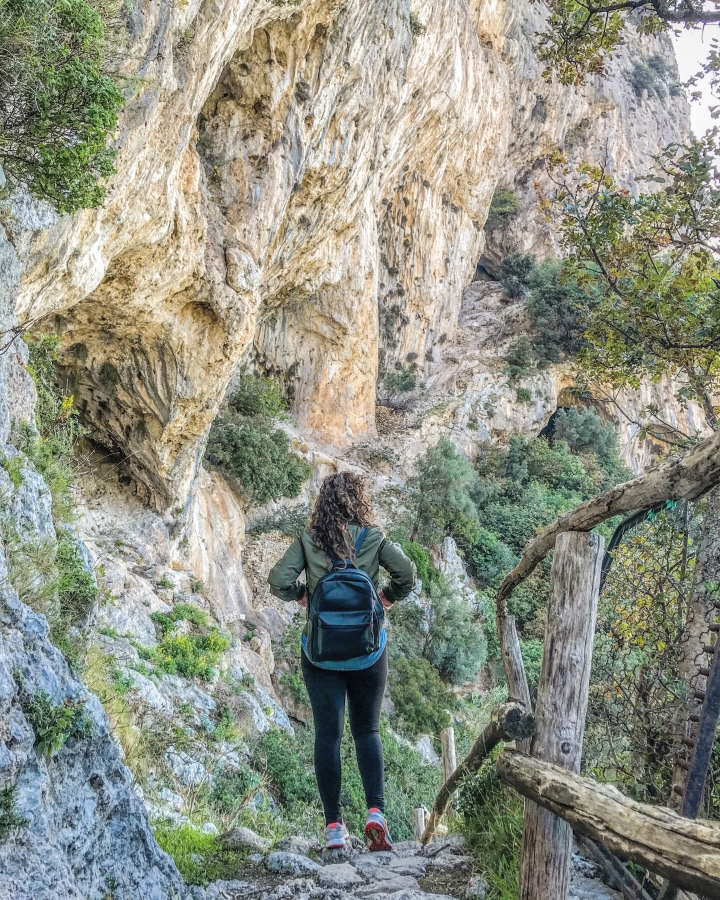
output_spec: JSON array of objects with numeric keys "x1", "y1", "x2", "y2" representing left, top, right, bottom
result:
[
  {"x1": 0, "y1": 1, "x2": 701, "y2": 895},
  {"x1": 8, "y1": 0, "x2": 689, "y2": 509}
]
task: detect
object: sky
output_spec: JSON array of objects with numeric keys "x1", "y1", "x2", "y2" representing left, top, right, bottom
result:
[{"x1": 671, "y1": 26, "x2": 719, "y2": 136}]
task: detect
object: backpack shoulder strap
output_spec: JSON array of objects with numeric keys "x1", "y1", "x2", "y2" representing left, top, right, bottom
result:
[{"x1": 354, "y1": 527, "x2": 368, "y2": 556}]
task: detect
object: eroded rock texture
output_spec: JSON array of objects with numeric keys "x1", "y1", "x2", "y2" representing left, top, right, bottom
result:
[
  {"x1": 0, "y1": 472, "x2": 185, "y2": 900},
  {"x1": 10, "y1": 0, "x2": 688, "y2": 509}
]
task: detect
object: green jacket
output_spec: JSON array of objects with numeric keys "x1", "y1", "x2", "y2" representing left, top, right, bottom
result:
[{"x1": 268, "y1": 522, "x2": 416, "y2": 608}]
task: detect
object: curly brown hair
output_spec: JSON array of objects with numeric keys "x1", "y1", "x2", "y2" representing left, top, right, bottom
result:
[{"x1": 310, "y1": 472, "x2": 375, "y2": 561}]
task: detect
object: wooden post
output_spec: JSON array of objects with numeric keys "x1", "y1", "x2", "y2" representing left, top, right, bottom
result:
[
  {"x1": 422, "y1": 702, "x2": 535, "y2": 843},
  {"x1": 519, "y1": 531, "x2": 604, "y2": 900},
  {"x1": 441, "y1": 726, "x2": 456, "y2": 783},
  {"x1": 497, "y1": 613, "x2": 533, "y2": 752},
  {"x1": 413, "y1": 806, "x2": 426, "y2": 841}
]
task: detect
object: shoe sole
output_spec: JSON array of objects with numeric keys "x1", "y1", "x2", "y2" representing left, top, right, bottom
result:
[
  {"x1": 325, "y1": 841, "x2": 346, "y2": 849},
  {"x1": 364, "y1": 822, "x2": 393, "y2": 852}
]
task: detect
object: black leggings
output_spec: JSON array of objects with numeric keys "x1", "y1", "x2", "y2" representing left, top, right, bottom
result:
[{"x1": 301, "y1": 647, "x2": 388, "y2": 825}]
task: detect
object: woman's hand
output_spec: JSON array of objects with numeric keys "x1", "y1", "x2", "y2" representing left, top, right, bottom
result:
[
  {"x1": 297, "y1": 586, "x2": 308, "y2": 608},
  {"x1": 378, "y1": 590, "x2": 392, "y2": 610}
]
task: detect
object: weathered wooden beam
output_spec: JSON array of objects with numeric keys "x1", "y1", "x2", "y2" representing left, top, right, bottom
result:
[
  {"x1": 520, "y1": 531, "x2": 604, "y2": 900},
  {"x1": 496, "y1": 612, "x2": 533, "y2": 751},
  {"x1": 496, "y1": 429, "x2": 720, "y2": 612},
  {"x1": 421, "y1": 702, "x2": 534, "y2": 844},
  {"x1": 498, "y1": 751, "x2": 720, "y2": 900}
]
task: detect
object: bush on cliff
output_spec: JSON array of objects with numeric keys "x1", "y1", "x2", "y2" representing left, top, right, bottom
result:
[
  {"x1": 0, "y1": 0, "x2": 125, "y2": 212},
  {"x1": 205, "y1": 418, "x2": 311, "y2": 506},
  {"x1": 205, "y1": 372, "x2": 311, "y2": 506}
]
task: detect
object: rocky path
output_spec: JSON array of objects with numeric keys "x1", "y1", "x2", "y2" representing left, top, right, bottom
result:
[{"x1": 188, "y1": 833, "x2": 623, "y2": 900}]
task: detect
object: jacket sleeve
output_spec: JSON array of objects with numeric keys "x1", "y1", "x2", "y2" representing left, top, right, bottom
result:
[
  {"x1": 378, "y1": 537, "x2": 417, "y2": 604},
  {"x1": 268, "y1": 537, "x2": 306, "y2": 603}
]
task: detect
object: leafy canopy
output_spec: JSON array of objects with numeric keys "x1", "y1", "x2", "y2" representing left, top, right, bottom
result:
[
  {"x1": 544, "y1": 137, "x2": 720, "y2": 427},
  {"x1": 0, "y1": 0, "x2": 125, "y2": 212},
  {"x1": 533, "y1": 0, "x2": 710, "y2": 89},
  {"x1": 500, "y1": 255, "x2": 587, "y2": 373},
  {"x1": 408, "y1": 437, "x2": 479, "y2": 544}
]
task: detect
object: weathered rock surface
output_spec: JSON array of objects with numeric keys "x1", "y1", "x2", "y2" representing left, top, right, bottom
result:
[
  {"x1": 8, "y1": 0, "x2": 689, "y2": 509},
  {"x1": 265, "y1": 851, "x2": 323, "y2": 876},
  {"x1": 221, "y1": 826, "x2": 272, "y2": 852},
  {"x1": 0, "y1": 592, "x2": 186, "y2": 900}
]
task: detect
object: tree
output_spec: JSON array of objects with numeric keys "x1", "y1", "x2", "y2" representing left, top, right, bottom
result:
[
  {"x1": 0, "y1": 0, "x2": 124, "y2": 212},
  {"x1": 534, "y1": 0, "x2": 720, "y2": 88},
  {"x1": 408, "y1": 437, "x2": 479, "y2": 544},
  {"x1": 544, "y1": 137, "x2": 720, "y2": 429},
  {"x1": 510, "y1": 143, "x2": 720, "y2": 820},
  {"x1": 425, "y1": 576, "x2": 488, "y2": 685}
]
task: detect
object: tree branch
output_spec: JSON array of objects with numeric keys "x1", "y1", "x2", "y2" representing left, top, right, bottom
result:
[{"x1": 496, "y1": 427, "x2": 720, "y2": 614}]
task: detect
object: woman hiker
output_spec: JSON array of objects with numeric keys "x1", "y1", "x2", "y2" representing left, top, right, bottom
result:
[{"x1": 268, "y1": 472, "x2": 416, "y2": 852}]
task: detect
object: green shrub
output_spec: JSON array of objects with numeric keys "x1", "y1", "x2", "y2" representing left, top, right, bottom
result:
[
  {"x1": 1, "y1": 454, "x2": 24, "y2": 489},
  {"x1": 519, "y1": 639, "x2": 544, "y2": 686},
  {"x1": 390, "y1": 538, "x2": 439, "y2": 588},
  {"x1": 190, "y1": 577, "x2": 205, "y2": 595},
  {"x1": 210, "y1": 765, "x2": 260, "y2": 815},
  {"x1": 0, "y1": 784, "x2": 28, "y2": 842},
  {"x1": 0, "y1": 0, "x2": 125, "y2": 212},
  {"x1": 251, "y1": 719, "x2": 440, "y2": 841},
  {"x1": 525, "y1": 262, "x2": 587, "y2": 366},
  {"x1": 138, "y1": 631, "x2": 229, "y2": 680},
  {"x1": 499, "y1": 253, "x2": 535, "y2": 299},
  {"x1": 18, "y1": 335, "x2": 83, "y2": 521},
  {"x1": 21, "y1": 690, "x2": 94, "y2": 755},
  {"x1": 383, "y1": 366, "x2": 417, "y2": 394},
  {"x1": 503, "y1": 335, "x2": 535, "y2": 378},
  {"x1": 228, "y1": 373, "x2": 287, "y2": 419},
  {"x1": 55, "y1": 532, "x2": 98, "y2": 625},
  {"x1": 485, "y1": 189, "x2": 519, "y2": 230},
  {"x1": 251, "y1": 727, "x2": 317, "y2": 814},
  {"x1": 553, "y1": 406, "x2": 611, "y2": 453},
  {"x1": 409, "y1": 11, "x2": 426, "y2": 35},
  {"x1": 248, "y1": 503, "x2": 311, "y2": 537},
  {"x1": 516, "y1": 387, "x2": 532, "y2": 403},
  {"x1": 453, "y1": 516, "x2": 517, "y2": 587},
  {"x1": 499, "y1": 259, "x2": 588, "y2": 373},
  {"x1": 279, "y1": 671, "x2": 311, "y2": 706},
  {"x1": 629, "y1": 55, "x2": 672, "y2": 100},
  {"x1": 386, "y1": 599, "x2": 426, "y2": 661},
  {"x1": 205, "y1": 418, "x2": 311, "y2": 506},
  {"x1": 458, "y1": 754, "x2": 523, "y2": 900},
  {"x1": 425, "y1": 577, "x2": 487, "y2": 684},
  {"x1": 150, "y1": 603, "x2": 210, "y2": 637},
  {"x1": 390, "y1": 656, "x2": 453, "y2": 736},
  {"x1": 153, "y1": 822, "x2": 248, "y2": 885},
  {"x1": 408, "y1": 437, "x2": 479, "y2": 544}
]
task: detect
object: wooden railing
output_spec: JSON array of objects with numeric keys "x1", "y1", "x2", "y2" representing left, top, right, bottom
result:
[{"x1": 419, "y1": 426, "x2": 720, "y2": 900}]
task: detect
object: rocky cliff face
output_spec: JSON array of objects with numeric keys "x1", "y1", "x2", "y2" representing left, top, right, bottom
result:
[
  {"x1": 8, "y1": 0, "x2": 689, "y2": 509},
  {"x1": 0, "y1": 0, "x2": 701, "y2": 895}
]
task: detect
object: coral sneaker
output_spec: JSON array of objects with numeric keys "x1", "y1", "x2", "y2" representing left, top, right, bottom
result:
[
  {"x1": 324, "y1": 820, "x2": 349, "y2": 849},
  {"x1": 364, "y1": 808, "x2": 393, "y2": 851}
]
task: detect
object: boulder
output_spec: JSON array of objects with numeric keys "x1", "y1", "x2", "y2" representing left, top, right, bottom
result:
[
  {"x1": 274, "y1": 835, "x2": 319, "y2": 857},
  {"x1": 318, "y1": 863, "x2": 365, "y2": 889},
  {"x1": 164, "y1": 746, "x2": 206, "y2": 785},
  {"x1": 264, "y1": 851, "x2": 322, "y2": 876},
  {"x1": 354, "y1": 875, "x2": 421, "y2": 895},
  {"x1": 465, "y1": 875, "x2": 490, "y2": 899},
  {"x1": 221, "y1": 827, "x2": 272, "y2": 853}
]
